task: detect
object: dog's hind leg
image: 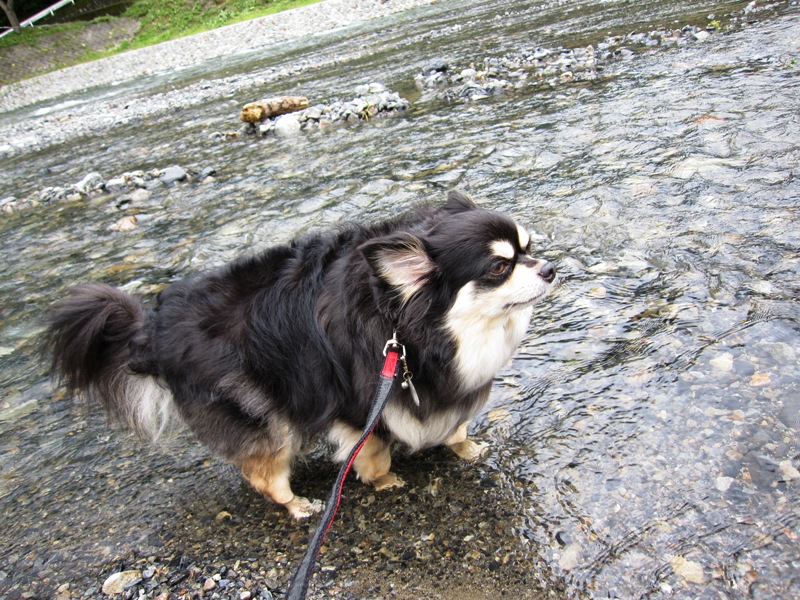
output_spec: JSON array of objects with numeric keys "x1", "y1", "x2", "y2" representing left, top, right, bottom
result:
[
  {"x1": 241, "y1": 444, "x2": 323, "y2": 520},
  {"x1": 445, "y1": 422, "x2": 489, "y2": 461},
  {"x1": 329, "y1": 421, "x2": 404, "y2": 490}
]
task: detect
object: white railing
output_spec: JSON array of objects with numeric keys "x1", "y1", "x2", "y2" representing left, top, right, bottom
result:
[{"x1": 0, "y1": 0, "x2": 76, "y2": 38}]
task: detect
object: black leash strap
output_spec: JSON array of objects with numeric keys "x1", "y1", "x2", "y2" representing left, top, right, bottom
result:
[{"x1": 285, "y1": 337, "x2": 403, "y2": 600}]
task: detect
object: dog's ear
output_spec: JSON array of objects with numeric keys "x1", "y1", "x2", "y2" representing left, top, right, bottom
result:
[
  {"x1": 360, "y1": 233, "x2": 436, "y2": 300},
  {"x1": 443, "y1": 190, "x2": 478, "y2": 214}
]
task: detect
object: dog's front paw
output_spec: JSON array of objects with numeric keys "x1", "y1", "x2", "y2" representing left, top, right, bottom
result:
[
  {"x1": 449, "y1": 439, "x2": 489, "y2": 462},
  {"x1": 372, "y1": 472, "x2": 405, "y2": 491},
  {"x1": 283, "y1": 496, "x2": 324, "y2": 520}
]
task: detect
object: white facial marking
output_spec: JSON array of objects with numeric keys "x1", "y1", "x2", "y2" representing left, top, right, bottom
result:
[
  {"x1": 446, "y1": 283, "x2": 535, "y2": 391},
  {"x1": 501, "y1": 259, "x2": 552, "y2": 307},
  {"x1": 490, "y1": 240, "x2": 515, "y2": 260},
  {"x1": 445, "y1": 256, "x2": 554, "y2": 392}
]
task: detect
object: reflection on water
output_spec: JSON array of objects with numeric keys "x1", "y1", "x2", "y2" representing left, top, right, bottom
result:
[{"x1": 1, "y1": 0, "x2": 798, "y2": 598}]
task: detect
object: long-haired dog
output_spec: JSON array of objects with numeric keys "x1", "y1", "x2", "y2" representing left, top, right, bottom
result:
[{"x1": 45, "y1": 191, "x2": 556, "y2": 518}]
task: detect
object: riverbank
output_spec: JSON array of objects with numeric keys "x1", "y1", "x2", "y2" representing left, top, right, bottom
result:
[
  {"x1": 0, "y1": 1, "x2": 746, "y2": 163},
  {"x1": 0, "y1": 17, "x2": 142, "y2": 87},
  {"x1": 0, "y1": 0, "x2": 440, "y2": 114}
]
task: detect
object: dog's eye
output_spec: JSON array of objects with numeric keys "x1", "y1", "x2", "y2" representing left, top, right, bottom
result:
[{"x1": 489, "y1": 260, "x2": 511, "y2": 277}]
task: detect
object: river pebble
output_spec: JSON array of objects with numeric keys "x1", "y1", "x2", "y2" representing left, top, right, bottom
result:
[
  {"x1": 109, "y1": 215, "x2": 139, "y2": 232},
  {"x1": 1, "y1": 165, "x2": 213, "y2": 214},
  {"x1": 101, "y1": 570, "x2": 142, "y2": 595},
  {"x1": 272, "y1": 113, "x2": 302, "y2": 137},
  {"x1": 670, "y1": 556, "x2": 706, "y2": 585},
  {"x1": 413, "y1": 24, "x2": 724, "y2": 103},
  {"x1": 780, "y1": 460, "x2": 800, "y2": 481},
  {"x1": 160, "y1": 165, "x2": 188, "y2": 186}
]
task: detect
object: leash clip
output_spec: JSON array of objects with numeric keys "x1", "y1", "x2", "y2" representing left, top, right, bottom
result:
[
  {"x1": 382, "y1": 332, "x2": 419, "y2": 405},
  {"x1": 382, "y1": 331, "x2": 406, "y2": 360}
]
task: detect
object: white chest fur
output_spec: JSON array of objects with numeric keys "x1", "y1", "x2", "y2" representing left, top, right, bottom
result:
[{"x1": 381, "y1": 403, "x2": 472, "y2": 452}]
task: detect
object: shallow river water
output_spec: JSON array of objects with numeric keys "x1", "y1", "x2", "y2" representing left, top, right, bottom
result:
[{"x1": 1, "y1": 1, "x2": 799, "y2": 598}]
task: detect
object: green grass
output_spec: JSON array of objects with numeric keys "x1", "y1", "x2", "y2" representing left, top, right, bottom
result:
[
  {"x1": 0, "y1": 21, "x2": 84, "y2": 48},
  {"x1": 1, "y1": 0, "x2": 321, "y2": 52},
  {"x1": 121, "y1": 0, "x2": 322, "y2": 49}
]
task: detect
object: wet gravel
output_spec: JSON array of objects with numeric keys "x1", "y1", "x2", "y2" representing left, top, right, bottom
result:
[{"x1": 1, "y1": 420, "x2": 561, "y2": 600}]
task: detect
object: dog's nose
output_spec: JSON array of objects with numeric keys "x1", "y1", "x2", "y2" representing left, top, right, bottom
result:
[{"x1": 539, "y1": 261, "x2": 556, "y2": 283}]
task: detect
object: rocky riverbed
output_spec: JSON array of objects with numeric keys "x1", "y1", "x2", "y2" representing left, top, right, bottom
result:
[
  {"x1": 3, "y1": 0, "x2": 782, "y2": 161},
  {"x1": 0, "y1": 9, "x2": 764, "y2": 213},
  {"x1": 1, "y1": 1, "x2": 799, "y2": 599}
]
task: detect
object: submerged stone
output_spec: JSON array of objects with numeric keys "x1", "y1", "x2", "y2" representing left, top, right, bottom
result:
[
  {"x1": 160, "y1": 165, "x2": 188, "y2": 185},
  {"x1": 102, "y1": 570, "x2": 141, "y2": 595}
]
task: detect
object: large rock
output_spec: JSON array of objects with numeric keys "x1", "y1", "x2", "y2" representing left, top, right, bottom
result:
[
  {"x1": 75, "y1": 172, "x2": 104, "y2": 194},
  {"x1": 273, "y1": 113, "x2": 302, "y2": 138},
  {"x1": 160, "y1": 165, "x2": 187, "y2": 185}
]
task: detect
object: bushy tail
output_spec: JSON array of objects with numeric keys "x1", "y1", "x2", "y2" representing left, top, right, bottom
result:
[{"x1": 44, "y1": 283, "x2": 175, "y2": 440}]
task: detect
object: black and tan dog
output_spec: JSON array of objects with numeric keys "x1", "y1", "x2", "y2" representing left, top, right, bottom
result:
[{"x1": 45, "y1": 191, "x2": 556, "y2": 518}]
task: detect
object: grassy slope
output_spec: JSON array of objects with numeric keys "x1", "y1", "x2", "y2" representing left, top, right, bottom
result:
[
  {"x1": 0, "y1": 0, "x2": 321, "y2": 84},
  {"x1": 120, "y1": 0, "x2": 321, "y2": 49}
]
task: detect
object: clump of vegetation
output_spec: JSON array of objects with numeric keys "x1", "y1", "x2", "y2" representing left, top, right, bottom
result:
[
  {"x1": 1, "y1": 0, "x2": 319, "y2": 51},
  {"x1": 120, "y1": 0, "x2": 320, "y2": 49},
  {"x1": 0, "y1": 20, "x2": 82, "y2": 48}
]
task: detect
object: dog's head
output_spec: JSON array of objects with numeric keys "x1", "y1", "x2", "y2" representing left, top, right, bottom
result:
[{"x1": 361, "y1": 191, "x2": 556, "y2": 391}]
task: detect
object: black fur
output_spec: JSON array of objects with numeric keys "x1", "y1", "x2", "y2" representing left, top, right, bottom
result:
[
  {"x1": 44, "y1": 191, "x2": 551, "y2": 478},
  {"x1": 44, "y1": 283, "x2": 149, "y2": 425}
]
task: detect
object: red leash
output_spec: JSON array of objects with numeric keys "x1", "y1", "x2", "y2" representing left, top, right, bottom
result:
[{"x1": 285, "y1": 336, "x2": 403, "y2": 599}]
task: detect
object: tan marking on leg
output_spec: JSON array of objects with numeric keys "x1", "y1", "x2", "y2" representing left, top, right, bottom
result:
[
  {"x1": 445, "y1": 422, "x2": 469, "y2": 446},
  {"x1": 446, "y1": 422, "x2": 489, "y2": 461},
  {"x1": 329, "y1": 421, "x2": 404, "y2": 490},
  {"x1": 241, "y1": 445, "x2": 321, "y2": 520},
  {"x1": 242, "y1": 446, "x2": 294, "y2": 504},
  {"x1": 354, "y1": 433, "x2": 405, "y2": 490}
]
